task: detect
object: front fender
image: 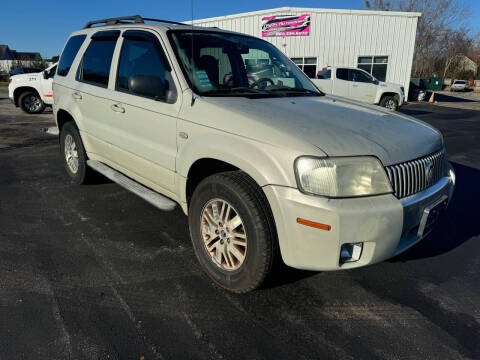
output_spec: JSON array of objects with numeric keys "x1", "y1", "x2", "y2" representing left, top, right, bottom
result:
[{"x1": 176, "y1": 118, "x2": 309, "y2": 204}]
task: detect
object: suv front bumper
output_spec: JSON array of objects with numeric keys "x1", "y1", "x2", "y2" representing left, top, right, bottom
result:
[{"x1": 263, "y1": 164, "x2": 455, "y2": 271}]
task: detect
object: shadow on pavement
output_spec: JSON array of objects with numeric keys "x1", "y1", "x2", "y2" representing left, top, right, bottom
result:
[
  {"x1": 400, "y1": 107, "x2": 432, "y2": 116},
  {"x1": 428, "y1": 92, "x2": 477, "y2": 103},
  {"x1": 392, "y1": 161, "x2": 479, "y2": 262}
]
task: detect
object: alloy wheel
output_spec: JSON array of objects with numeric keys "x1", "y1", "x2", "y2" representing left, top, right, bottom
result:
[
  {"x1": 200, "y1": 198, "x2": 247, "y2": 271},
  {"x1": 24, "y1": 95, "x2": 42, "y2": 112},
  {"x1": 64, "y1": 134, "x2": 79, "y2": 174},
  {"x1": 385, "y1": 99, "x2": 397, "y2": 110}
]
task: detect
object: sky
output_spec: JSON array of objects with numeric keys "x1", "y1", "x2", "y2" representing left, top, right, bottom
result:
[{"x1": 1, "y1": 0, "x2": 479, "y2": 59}]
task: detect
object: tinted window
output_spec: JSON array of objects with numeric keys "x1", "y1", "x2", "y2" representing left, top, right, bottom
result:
[
  {"x1": 351, "y1": 69, "x2": 373, "y2": 83},
  {"x1": 57, "y1": 35, "x2": 86, "y2": 76},
  {"x1": 317, "y1": 69, "x2": 331, "y2": 79},
  {"x1": 78, "y1": 32, "x2": 118, "y2": 87},
  {"x1": 336, "y1": 68, "x2": 349, "y2": 81},
  {"x1": 117, "y1": 32, "x2": 176, "y2": 102}
]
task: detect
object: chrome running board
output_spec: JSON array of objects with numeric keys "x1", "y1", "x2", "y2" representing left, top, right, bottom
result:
[{"x1": 87, "y1": 160, "x2": 177, "y2": 211}]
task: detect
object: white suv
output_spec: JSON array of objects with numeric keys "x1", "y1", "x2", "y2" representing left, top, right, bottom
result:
[
  {"x1": 53, "y1": 16, "x2": 455, "y2": 293},
  {"x1": 451, "y1": 80, "x2": 468, "y2": 92},
  {"x1": 8, "y1": 63, "x2": 57, "y2": 114}
]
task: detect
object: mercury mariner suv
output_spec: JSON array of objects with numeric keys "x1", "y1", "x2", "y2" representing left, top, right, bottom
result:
[{"x1": 53, "y1": 16, "x2": 456, "y2": 293}]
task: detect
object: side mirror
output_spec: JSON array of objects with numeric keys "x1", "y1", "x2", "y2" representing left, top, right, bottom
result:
[
  {"x1": 129, "y1": 75, "x2": 166, "y2": 100},
  {"x1": 373, "y1": 79, "x2": 379, "y2": 85}
]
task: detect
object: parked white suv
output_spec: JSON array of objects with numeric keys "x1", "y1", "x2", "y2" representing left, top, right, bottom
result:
[
  {"x1": 53, "y1": 16, "x2": 455, "y2": 293},
  {"x1": 312, "y1": 66, "x2": 405, "y2": 110},
  {"x1": 8, "y1": 63, "x2": 57, "y2": 114}
]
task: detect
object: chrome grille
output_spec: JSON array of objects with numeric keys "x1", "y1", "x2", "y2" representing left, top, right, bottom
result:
[{"x1": 385, "y1": 149, "x2": 447, "y2": 198}]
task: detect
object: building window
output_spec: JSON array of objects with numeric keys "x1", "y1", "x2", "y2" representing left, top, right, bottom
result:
[
  {"x1": 291, "y1": 57, "x2": 317, "y2": 78},
  {"x1": 358, "y1": 56, "x2": 388, "y2": 81}
]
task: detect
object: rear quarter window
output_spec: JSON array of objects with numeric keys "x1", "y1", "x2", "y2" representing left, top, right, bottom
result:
[{"x1": 57, "y1": 35, "x2": 87, "y2": 77}]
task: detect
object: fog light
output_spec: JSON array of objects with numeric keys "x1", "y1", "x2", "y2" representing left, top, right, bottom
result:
[{"x1": 340, "y1": 243, "x2": 363, "y2": 264}]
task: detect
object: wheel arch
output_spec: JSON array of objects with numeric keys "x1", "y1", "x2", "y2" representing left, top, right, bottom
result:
[
  {"x1": 380, "y1": 92, "x2": 400, "y2": 103},
  {"x1": 177, "y1": 136, "x2": 297, "y2": 211},
  {"x1": 13, "y1": 86, "x2": 40, "y2": 107},
  {"x1": 56, "y1": 109, "x2": 77, "y2": 132},
  {"x1": 185, "y1": 158, "x2": 240, "y2": 205}
]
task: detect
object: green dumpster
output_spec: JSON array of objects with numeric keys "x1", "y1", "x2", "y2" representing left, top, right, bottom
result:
[{"x1": 411, "y1": 77, "x2": 443, "y2": 91}]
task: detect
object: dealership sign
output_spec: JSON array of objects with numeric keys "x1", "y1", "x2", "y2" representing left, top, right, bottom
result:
[{"x1": 262, "y1": 14, "x2": 311, "y2": 37}]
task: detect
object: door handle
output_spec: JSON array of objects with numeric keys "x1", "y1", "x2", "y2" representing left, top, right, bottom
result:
[
  {"x1": 111, "y1": 103, "x2": 125, "y2": 113},
  {"x1": 72, "y1": 92, "x2": 82, "y2": 100}
]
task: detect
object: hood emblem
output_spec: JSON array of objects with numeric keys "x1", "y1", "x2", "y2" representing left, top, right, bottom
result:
[{"x1": 425, "y1": 161, "x2": 434, "y2": 183}]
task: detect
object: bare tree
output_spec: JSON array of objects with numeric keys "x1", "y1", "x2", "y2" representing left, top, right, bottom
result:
[
  {"x1": 365, "y1": 0, "x2": 471, "y2": 77},
  {"x1": 438, "y1": 29, "x2": 472, "y2": 78},
  {"x1": 365, "y1": 0, "x2": 391, "y2": 9}
]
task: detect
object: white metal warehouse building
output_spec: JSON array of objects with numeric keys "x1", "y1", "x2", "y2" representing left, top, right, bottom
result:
[{"x1": 193, "y1": 7, "x2": 420, "y2": 95}]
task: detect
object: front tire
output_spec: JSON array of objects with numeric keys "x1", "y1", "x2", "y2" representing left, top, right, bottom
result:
[
  {"x1": 19, "y1": 91, "x2": 45, "y2": 114},
  {"x1": 60, "y1": 122, "x2": 91, "y2": 184},
  {"x1": 188, "y1": 171, "x2": 277, "y2": 293},
  {"x1": 380, "y1": 95, "x2": 399, "y2": 111}
]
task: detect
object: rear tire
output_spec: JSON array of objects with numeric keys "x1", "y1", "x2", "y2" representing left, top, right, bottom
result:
[
  {"x1": 188, "y1": 171, "x2": 277, "y2": 293},
  {"x1": 19, "y1": 91, "x2": 45, "y2": 114},
  {"x1": 380, "y1": 95, "x2": 399, "y2": 111},
  {"x1": 60, "y1": 121, "x2": 92, "y2": 184}
]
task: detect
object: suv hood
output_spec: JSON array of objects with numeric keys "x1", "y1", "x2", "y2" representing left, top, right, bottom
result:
[
  {"x1": 380, "y1": 81, "x2": 402, "y2": 90},
  {"x1": 10, "y1": 73, "x2": 41, "y2": 80},
  {"x1": 199, "y1": 95, "x2": 443, "y2": 166}
]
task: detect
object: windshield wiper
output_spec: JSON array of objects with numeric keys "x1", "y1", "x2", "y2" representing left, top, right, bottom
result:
[
  {"x1": 202, "y1": 87, "x2": 275, "y2": 96},
  {"x1": 267, "y1": 87, "x2": 324, "y2": 96}
]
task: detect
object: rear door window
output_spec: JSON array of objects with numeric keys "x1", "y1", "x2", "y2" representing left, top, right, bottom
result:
[
  {"x1": 77, "y1": 30, "x2": 120, "y2": 87},
  {"x1": 336, "y1": 68, "x2": 349, "y2": 81},
  {"x1": 57, "y1": 35, "x2": 87, "y2": 76}
]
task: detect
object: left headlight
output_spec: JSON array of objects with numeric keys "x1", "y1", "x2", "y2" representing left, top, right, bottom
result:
[{"x1": 295, "y1": 156, "x2": 393, "y2": 198}]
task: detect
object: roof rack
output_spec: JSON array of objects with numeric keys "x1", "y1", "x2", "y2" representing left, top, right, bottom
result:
[{"x1": 83, "y1": 15, "x2": 186, "y2": 29}]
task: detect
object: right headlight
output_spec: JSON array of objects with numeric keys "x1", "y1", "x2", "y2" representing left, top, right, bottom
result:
[{"x1": 295, "y1": 156, "x2": 393, "y2": 198}]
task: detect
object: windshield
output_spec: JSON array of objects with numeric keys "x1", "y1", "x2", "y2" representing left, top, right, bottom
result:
[{"x1": 168, "y1": 30, "x2": 322, "y2": 97}]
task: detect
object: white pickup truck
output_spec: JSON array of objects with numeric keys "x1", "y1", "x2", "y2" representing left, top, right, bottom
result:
[
  {"x1": 8, "y1": 63, "x2": 57, "y2": 114},
  {"x1": 312, "y1": 66, "x2": 405, "y2": 111}
]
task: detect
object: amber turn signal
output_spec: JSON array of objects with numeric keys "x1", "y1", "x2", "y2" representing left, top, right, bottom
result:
[{"x1": 296, "y1": 218, "x2": 331, "y2": 231}]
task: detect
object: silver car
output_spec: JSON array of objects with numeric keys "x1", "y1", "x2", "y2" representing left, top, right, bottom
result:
[{"x1": 53, "y1": 16, "x2": 456, "y2": 293}]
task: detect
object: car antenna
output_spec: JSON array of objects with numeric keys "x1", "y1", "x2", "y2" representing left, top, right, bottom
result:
[{"x1": 190, "y1": 0, "x2": 197, "y2": 106}]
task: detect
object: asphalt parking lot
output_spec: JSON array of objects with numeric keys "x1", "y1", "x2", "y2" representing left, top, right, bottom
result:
[{"x1": 0, "y1": 86, "x2": 479, "y2": 360}]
